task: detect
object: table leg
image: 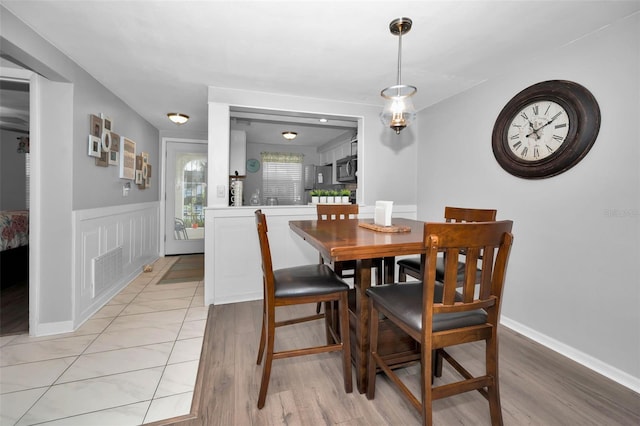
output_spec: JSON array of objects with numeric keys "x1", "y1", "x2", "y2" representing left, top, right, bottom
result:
[
  {"x1": 383, "y1": 256, "x2": 395, "y2": 284},
  {"x1": 353, "y1": 258, "x2": 372, "y2": 394}
]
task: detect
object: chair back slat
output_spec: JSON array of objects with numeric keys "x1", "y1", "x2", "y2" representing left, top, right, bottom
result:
[
  {"x1": 317, "y1": 204, "x2": 359, "y2": 221},
  {"x1": 422, "y1": 221, "x2": 514, "y2": 329},
  {"x1": 444, "y1": 206, "x2": 497, "y2": 223}
]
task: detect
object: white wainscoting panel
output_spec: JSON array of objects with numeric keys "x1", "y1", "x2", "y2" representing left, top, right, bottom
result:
[{"x1": 73, "y1": 202, "x2": 160, "y2": 328}]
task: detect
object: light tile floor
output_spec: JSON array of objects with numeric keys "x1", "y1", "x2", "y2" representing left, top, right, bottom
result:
[{"x1": 0, "y1": 256, "x2": 206, "y2": 426}]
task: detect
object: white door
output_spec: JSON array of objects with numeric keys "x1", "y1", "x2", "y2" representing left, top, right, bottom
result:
[{"x1": 164, "y1": 140, "x2": 208, "y2": 255}]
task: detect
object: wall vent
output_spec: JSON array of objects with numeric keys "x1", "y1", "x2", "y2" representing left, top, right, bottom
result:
[{"x1": 92, "y1": 246, "x2": 123, "y2": 297}]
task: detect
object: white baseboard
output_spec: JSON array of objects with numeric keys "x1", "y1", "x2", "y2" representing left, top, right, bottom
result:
[
  {"x1": 501, "y1": 316, "x2": 640, "y2": 394},
  {"x1": 32, "y1": 320, "x2": 74, "y2": 336}
]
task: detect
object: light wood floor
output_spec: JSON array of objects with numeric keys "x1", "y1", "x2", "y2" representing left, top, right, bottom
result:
[{"x1": 154, "y1": 300, "x2": 640, "y2": 426}]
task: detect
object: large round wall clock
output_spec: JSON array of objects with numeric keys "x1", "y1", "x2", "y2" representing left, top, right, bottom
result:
[{"x1": 492, "y1": 80, "x2": 600, "y2": 179}]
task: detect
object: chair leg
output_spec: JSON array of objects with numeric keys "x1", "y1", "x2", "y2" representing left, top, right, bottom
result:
[
  {"x1": 366, "y1": 303, "x2": 379, "y2": 400},
  {"x1": 421, "y1": 341, "x2": 434, "y2": 426},
  {"x1": 257, "y1": 308, "x2": 276, "y2": 409},
  {"x1": 486, "y1": 336, "x2": 504, "y2": 425},
  {"x1": 398, "y1": 265, "x2": 407, "y2": 282},
  {"x1": 433, "y1": 349, "x2": 444, "y2": 378},
  {"x1": 256, "y1": 302, "x2": 266, "y2": 365},
  {"x1": 324, "y1": 300, "x2": 335, "y2": 345},
  {"x1": 339, "y1": 292, "x2": 353, "y2": 394}
]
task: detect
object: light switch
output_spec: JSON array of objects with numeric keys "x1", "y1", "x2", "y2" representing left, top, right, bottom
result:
[{"x1": 217, "y1": 185, "x2": 226, "y2": 197}]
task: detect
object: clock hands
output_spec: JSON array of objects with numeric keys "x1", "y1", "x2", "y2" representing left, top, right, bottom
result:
[{"x1": 526, "y1": 115, "x2": 559, "y2": 139}]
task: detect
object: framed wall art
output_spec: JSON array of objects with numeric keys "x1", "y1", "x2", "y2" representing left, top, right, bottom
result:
[
  {"x1": 119, "y1": 136, "x2": 136, "y2": 180},
  {"x1": 90, "y1": 114, "x2": 102, "y2": 138},
  {"x1": 95, "y1": 149, "x2": 109, "y2": 167},
  {"x1": 101, "y1": 130, "x2": 112, "y2": 152},
  {"x1": 109, "y1": 132, "x2": 120, "y2": 166},
  {"x1": 101, "y1": 113, "x2": 113, "y2": 132},
  {"x1": 88, "y1": 135, "x2": 101, "y2": 158}
]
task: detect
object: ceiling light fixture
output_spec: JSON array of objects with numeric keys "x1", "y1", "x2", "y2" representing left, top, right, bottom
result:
[
  {"x1": 167, "y1": 113, "x2": 189, "y2": 125},
  {"x1": 282, "y1": 131, "x2": 297, "y2": 140},
  {"x1": 380, "y1": 17, "x2": 417, "y2": 135}
]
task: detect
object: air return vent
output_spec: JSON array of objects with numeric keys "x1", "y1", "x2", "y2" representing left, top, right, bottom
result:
[{"x1": 92, "y1": 246, "x2": 123, "y2": 297}]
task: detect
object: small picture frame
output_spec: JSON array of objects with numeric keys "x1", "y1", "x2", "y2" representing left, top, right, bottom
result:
[
  {"x1": 90, "y1": 114, "x2": 102, "y2": 138},
  {"x1": 95, "y1": 149, "x2": 109, "y2": 167},
  {"x1": 135, "y1": 169, "x2": 144, "y2": 185},
  {"x1": 101, "y1": 130, "x2": 112, "y2": 152},
  {"x1": 101, "y1": 113, "x2": 113, "y2": 132},
  {"x1": 146, "y1": 164, "x2": 152, "y2": 178},
  {"x1": 88, "y1": 135, "x2": 101, "y2": 157},
  {"x1": 109, "y1": 132, "x2": 120, "y2": 166}
]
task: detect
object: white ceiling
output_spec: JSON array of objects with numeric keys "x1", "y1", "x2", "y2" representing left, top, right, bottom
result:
[{"x1": 2, "y1": 1, "x2": 639, "y2": 144}]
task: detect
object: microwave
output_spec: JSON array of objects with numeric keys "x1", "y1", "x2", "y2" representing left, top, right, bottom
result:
[{"x1": 336, "y1": 155, "x2": 357, "y2": 182}]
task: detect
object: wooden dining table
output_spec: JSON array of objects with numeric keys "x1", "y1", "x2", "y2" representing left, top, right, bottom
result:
[{"x1": 289, "y1": 217, "x2": 426, "y2": 394}]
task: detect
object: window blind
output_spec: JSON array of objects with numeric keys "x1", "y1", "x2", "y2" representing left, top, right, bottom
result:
[{"x1": 261, "y1": 152, "x2": 304, "y2": 205}]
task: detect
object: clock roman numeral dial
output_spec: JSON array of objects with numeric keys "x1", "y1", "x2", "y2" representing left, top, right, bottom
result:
[{"x1": 506, "y1": 100, "x2": 570, "y2": 162}]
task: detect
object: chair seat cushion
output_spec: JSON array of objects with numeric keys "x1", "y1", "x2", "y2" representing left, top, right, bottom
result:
[
  {"x1": 274, "y1": 264, "x2": 350, "y2": 298},
  {"x1": 365, "y1": 283, "x2": 487, "y2": 333},
  {"x1": 398, "y1": 257, "x2": 480, "y2": 283}
]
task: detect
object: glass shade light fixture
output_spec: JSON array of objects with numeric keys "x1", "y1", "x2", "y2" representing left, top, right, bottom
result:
[
  {"x1": 282, "y1": 131, "x2": 298, "y2": 140},
  {"x1": 167, "y1": 113, "x2": 189, "y2": 125},
  {"x1": 380, "y1": 17, "x2": 417, "y2": 135}
]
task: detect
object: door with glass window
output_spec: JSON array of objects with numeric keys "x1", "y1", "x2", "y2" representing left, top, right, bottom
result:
[{"x1": 165, "y1": 141, "x2": 207, "y2": 255}]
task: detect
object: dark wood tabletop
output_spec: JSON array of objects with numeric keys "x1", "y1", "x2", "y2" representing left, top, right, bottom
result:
[{"x1": 289, "y1": 218, "x2": 426, "y2": 263}]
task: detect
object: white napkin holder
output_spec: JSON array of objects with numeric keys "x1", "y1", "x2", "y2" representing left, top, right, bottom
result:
[{"x1": 374, "y1": 201, "x2": 393, "y2": 227}]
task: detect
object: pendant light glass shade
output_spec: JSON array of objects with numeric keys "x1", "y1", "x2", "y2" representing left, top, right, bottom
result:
[
  {"x1": 380, "y1": 17, "x2": 417, "y2": 135},
  {"x1": 381, "y1": 84, "x2": 417, "y2": 134}
]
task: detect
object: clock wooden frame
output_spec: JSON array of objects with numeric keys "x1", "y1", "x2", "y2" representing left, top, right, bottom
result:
[{"x1": 492, "y1": 80, "x2": 600, "y2": 179}]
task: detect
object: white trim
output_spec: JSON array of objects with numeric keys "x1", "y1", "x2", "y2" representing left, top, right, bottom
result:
[
  {"x1": 30, "y1": 320, "x2": 74, "y2": 337},
  {"x1": 26, "y1": 71, "x2": 39, "y2": 336},
  {"x1": 501, "y1": 316, "x2": 640, "y2": 393}
]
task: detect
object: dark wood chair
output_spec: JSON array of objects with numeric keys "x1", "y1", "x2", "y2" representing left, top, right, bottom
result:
[
  {"x1": 397, "y1": 207, "x2": 497, "y2": 282},
  {"x1": 316, "y1": 203, "x2": 361, "y2": 281},
  {"x1": 315, "y1": 204, "x2": 383, "y2": 315},
  {"x1": 366, "y1": 220, "x2": 514, "y2": 425},
  {"x1": 254, "y1": 210, "x2": 352, "y2": 409}
]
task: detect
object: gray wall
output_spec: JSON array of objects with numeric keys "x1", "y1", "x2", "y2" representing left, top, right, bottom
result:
[
  {"x1": 416, "y1": 13, "x2": 639, "y2": 383},
  {"x1": 0, "y1": 128, "x2": 27, "y2": 210}
]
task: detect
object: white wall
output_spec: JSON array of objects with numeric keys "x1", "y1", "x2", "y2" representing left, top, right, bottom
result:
[{"x1": 416, "y1": 13, "x2": 639, "y2": 389}]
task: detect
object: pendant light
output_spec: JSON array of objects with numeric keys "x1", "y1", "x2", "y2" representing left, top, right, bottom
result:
[{"x1": 380, "y1": 17, "x2": 417, "y2": 135}]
